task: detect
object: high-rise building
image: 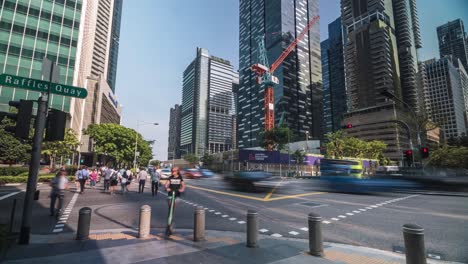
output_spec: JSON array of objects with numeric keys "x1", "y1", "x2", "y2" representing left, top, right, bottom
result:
[
  {"x1": 321, "y1": 17, "x2": 346, "y2": 133},
  {"x1": 180, "y1": 48, "x2": 238, "y2": 157},
  {"x1": 107, "y1": 0, "x2": 122, "y2": 92},
  {"x1": 423, "y1": 56, "x2": 467, "y2": 139},
  {"x1": 0, "y1": 0, "x2": 83, "y2": 113},
  {"x1": 237, "y1": 0, "x2": 322, "y2": 148},
  {"x1": 232, "y1": 75, "x2": 239, "y2": 149},
  {"x1": 168, "y1": 104, "x2": 181, "y2": 160},
  {"x1": 72, "y1": 0, "x2": 123, "y2": 164},
  {"x1": 437, "y1": 19, "x2": 468, "y2": 71},
  {"x1": 341, "y1": 0, "x2": 422, "y2": 162}
]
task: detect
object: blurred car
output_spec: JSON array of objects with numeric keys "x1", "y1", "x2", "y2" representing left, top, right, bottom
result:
[
  {"x1": 224, "y1": 170, "x2": 276, "y2": 191},
  {"x1": 200, "y1": 168, "x2": 215, "y2": 177},
  {"x1": 183, "y1": 169, "x2": 202, "y2": 179},
  {"x1": 160, "y1": 168, "x2": 171, "y2": 180}
]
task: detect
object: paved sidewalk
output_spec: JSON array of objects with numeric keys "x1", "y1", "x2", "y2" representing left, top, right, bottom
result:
[{"x1": 2, "y1": 228, "x2": 462, "y2": 264}]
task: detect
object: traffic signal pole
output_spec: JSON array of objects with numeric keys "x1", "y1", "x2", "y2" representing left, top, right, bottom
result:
[{"x1": 18, "y1": 94, "x2": 48, "y2": 244}]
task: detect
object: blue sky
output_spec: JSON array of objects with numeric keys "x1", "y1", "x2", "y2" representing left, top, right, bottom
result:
[{"x1": 115, "y1": 0, "x2": 468, "y2": 160}]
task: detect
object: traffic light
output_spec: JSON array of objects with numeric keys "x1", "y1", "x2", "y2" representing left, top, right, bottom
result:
[
  {"x1": 404, "y1": 149, "x2": 413, "y2": 166},
  {"x1": 342, "y1": 123, "x2": 353, "y2": 129},
  {"x1": 2, "y1": 100, "x2": 34, "y2": 139},
  {"x1": 420, "y1": 147, "x2": 429, "y2": 159},
  {"x1": 45, "y1": 109, "x2": 67, "y2": 141}
]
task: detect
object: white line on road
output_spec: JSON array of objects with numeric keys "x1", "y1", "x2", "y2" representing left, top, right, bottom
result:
[
  {"x1": 215, "y1": 212, "x2": 221, "y2": 215},
  {"x1": 346, "y1": 213, "x2": 354, "y2": 216},
  {"x1": 271, "y1": 233, "x2": 282, "y2": 237},
  {"x1": 370, "y1": 205, "x2": 378, "y2": 208},
  {"x1": 55, "y1": 224, "x2": 64, "y2": 228},
  {"x1": 366, "y1": 207, "x2": 373, "y2": 209},
  {"x1": 352, "y1": 211, "x2": 360, "y2": 213},
  {"x1": 359, "y1": 209, "x2": 366, "y2": 211},
  {"x1": 300, "y1": 227, "x2": 308, "y2": 231},
  {"x1": 259, "y1": 229, "x2": 269, "y2": 233},
  {"x1": 288, "y1": 231, "x2": 299, "y2": 235},
  {"x1": 331, "y1": 218, "x2": 339, "y2": 221},
  {"x1": 209, "y1": 210, "x2": 215, "y2": 212},
  {"x1": 237, "y1": 221, "x2": 246, "y2": 224},
  {"x1": 0, "y1": 191, "x2": 21, "y2": 201},
  {"x1": 53, "y1": 228, "x2": 63, "y2": 233},
  {"x1": 229, "y1": 218, "x2": 237, "y2": 221},
  {"x1": 221, "y1": 215, "x2": 229, "y2": 218},
  {"x1": 322, "y1": 221, "x2": 331, "y2": 224},
  {"x1": 338, "y1": 215, "x2": 346, "y2": 218}
]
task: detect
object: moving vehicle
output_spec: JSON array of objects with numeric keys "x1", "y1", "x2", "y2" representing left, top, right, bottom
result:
[
  {"x1": 200, "y1": 168, "x2": 215, "y2": 177},
  {"x1": 160, "y1": 168, "x2": 171, "y2": 180},
  {"x1": 182, "y1": 169, "x2": 202, "y2": 179},
  {"x1": 224, "y1": 170, "x2": 277, "y2": 191}
]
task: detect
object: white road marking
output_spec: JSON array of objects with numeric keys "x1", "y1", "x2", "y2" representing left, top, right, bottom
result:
[
  {"x1": 53, "y1": 228, "x2": 63, "y2": 233},
  {"x1": 346, "y1": 213, "x2": 354, "y2": 216},
  {"x1": 259, "y1": 229, "x2": 269, "y2": 233},
  {"x1": 52, "y1": 192, "x2": 79, "y2": 233},
  {"x1": 428, "y1": 253, "x2": 441, "y2": 260},
  {"x1": 322, "y1": 221, "x2": 331, "y2": 224},
  {"x1": 0, "y1": 191, "x2": 21, "y2": 201},
  {"x1": 271, "y1": 233, "x2": 282, "y2": 237},
  {"x1": 221, "y1": 215, "x2": 229, "y2": 218},
  {"x1": 209, "y1": 210, "x2": 215, "y2": 212},
  {"x1": 215, "y1": 212, "x2": 221, "y2": 215},
  {"x1": 229, "y1": 218, "x2": 237, "y2": 221},
  {"x1": 370, "y1": 205, "x2": 378, "y2": 208},
  {"x1": 300, "y1": 227, "x2": 309, "y2": 231},
  {"x1": 237, "y1": 221, "x2": 246, "y2": 224},
  {"x1": 352, "y1": 211, "x2": 360, "y2": 213},
  {"x1": 359, "y1": 209, "x2": 366, "y2": 211},
  {"x1": 55, "y1": 224, "x2": 65, "y2": 228},
  {"x1": 366, "y1": 207, "x2": 373, "y2": 209},
  {"x1": 204, "y1": 207, "x2": 208, "y2": 210},
  {"x1": 331, "y1": 218, "x2": 339, "y2": 221},
  {"x1": 338, "y1": 215, "x2": 346, "y2": 218},
  {"x1": 289, "y1": 231, "x2": 299, "y2": 235}
]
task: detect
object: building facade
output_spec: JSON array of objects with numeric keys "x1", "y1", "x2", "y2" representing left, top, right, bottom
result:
[
  {"x1": 423, "y1": 57, "x2": 467, "y2": 139},
  {"x1": 180, "y1": 48, "x2": 238, "y2": 157},
  {"x1": 106, "y1": 0, "x2": 122, "y2": 92},
  {"x1": 0, "y1": 0, "x2": 83, "y2": 113},
  {"x1": 321, "y1": 17, "x2": 346, "y2": 133},
  {"x1": 437, "y1": 19, "x2": 468, "y2": 71},
  {"x1": 167, "y1": 104, "x2": 181, "y2": 160},
  {"x1": 237, "y1": 0, "x2": 322, "y2": 149},
  {"x1": 341, "y1": 0, "x2": 423, "y2": 162}
]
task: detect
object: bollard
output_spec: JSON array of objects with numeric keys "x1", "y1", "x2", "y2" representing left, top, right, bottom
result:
[
  {"x1": 308, "y1": 213, "x2": 324, "y2": 256},
  {"x1": 139, "y1": 205, "x2": 151, "y2": 238},
  {"x1": 33, "y1": 190, "x2": 40, "y2": 200},
  {"x1": 403, "y1": 224, "x2": 426, "y2": 264},
  {"x1": 194, "y1": 206, "x2": 205, "y2": 241},
  {"x1": 246, "y1": 210, "x2": 258, "y2": 248},
  {"x1": 76, "y1": 207, "x2": 92, "y2": 240}
]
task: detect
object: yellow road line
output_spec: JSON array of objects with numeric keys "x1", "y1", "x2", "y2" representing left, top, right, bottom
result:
[
  {"x1": 188, "y1": 185, "x2": 266, "y2": 201},
  {"x1": 266, "y1": 192, "x2": 326, "y2": 201},
  {"x1": 263, "y1": 179, "x2": 284, "y2": 200}
]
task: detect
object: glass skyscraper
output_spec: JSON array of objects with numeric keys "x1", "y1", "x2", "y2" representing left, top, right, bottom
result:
[
  {"x1": 0, "y1": 0, "x2": 82, "y2": 113},
  {"x1": 106, "y1": 0, "x2": 122, "y2": 92},
  {"x1": 237, "y1": 0, "x2": 322, "y2": 149},
  {"x1": 437, "y1": 19, "x2": 468, "y2": 74}
]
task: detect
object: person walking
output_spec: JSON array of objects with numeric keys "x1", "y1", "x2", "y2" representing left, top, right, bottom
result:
[
  {"x1": 137, "y1": 167, "x2": 148, "y2": 193},
  {"x1": 110, "y1": 168, "x2": 118, "y2": 195},
  {"x1": 119, "y1": 168, "x2": 129, "y2": 194},
  {"x1": 90, "y1": 169, "x2": 98, "y2": 187},
  {"x1": 103, "y1": 167, "x2": 113, "y2": 193},
  {"x1": 150, "y1": 166, "x2": 161, "y2": 197},
  {"x1": 125, "y1": 168, "x2": 133, "y2": 192},
  {"x1": 77, "y1": 165, "x2": 89, "y2": 194},
  {"x1": 49, "y1": 168, "x2": 69, "y2": 217}
]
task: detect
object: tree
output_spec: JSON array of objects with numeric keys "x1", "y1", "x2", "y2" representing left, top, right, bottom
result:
[
  {"x1": 149, "y1": 160, "x2": 160, "y2": 167},
  {"x1": 41, "y1": 128, "x2": 80, "y2": 168},
  {"x1": 259, "y1": 126, "x2": 292, "y2": 151},
  {"x1": 325, "y1": 131, "x2": 388, "y2": 161},
  {"x1": 324, "y1": 131, "x2": 346, "y2": 159},
  {"x1": 0, "y1": 118, "x2": 31, "y2": 164},
  {"x1": 183, "y1": 153, "x2": 198, "y2": 164},
  {"x1": 292, "y1": 150, "x2": 305, "y2": 164},
  {"x1": 84, "y1": 123, "x2": 153, "y2": 167},
  {"x1": 428, "y1": 146, "x2": 468, "y2": 169},
  {"x1": 200, "y1": 153, "x2": 215, "y2": 167}
]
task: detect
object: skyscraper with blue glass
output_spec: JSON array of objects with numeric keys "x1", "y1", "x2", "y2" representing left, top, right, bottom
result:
[{"x1": 237, "y1": 0, "x2": 322, "y2": 149}]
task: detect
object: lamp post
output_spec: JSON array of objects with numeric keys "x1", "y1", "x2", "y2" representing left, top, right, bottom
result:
[{"x1": 134, "y1": 120, "x2": 158, "y2": 171}]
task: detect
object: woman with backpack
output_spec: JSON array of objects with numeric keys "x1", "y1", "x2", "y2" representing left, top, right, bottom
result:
[
  {"x1": 109, "y1": 169, "x2": 118, "y2": 195},
  {"x1": 119, "y1": 169, "x2": 129, "y2": 194}
]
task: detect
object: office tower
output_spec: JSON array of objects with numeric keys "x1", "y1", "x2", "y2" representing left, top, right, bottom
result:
[
  {"x1": 0, "y1": 0, "x2": 83, "y2": 113},
  {"x1": 321, "y1": 17, "x2": 346, "y2": 133},
  {"x1": 168, "y1": 104, "x2": 181, "y2": 160},
  {"x1": 72, "y1": 0, "x2": 123, "y2": 165},
  {"x1": 106, "y1": 0, "x2": 122, "y2": 92},
  {"x1": 232, "y1": 75, "x2": 239, "y2": 150},
  {"x1": 180, "y1": 48, "x2": 238, "y2": 157},
  {"x1": 423, "y1": 56, "x2": 467, "y2": 139},
  {"x1": 341, "y1": 0, "x2": 422, "y2": 162},
  {"x1": 237, "y1": 0, "x2": 322, "y2": 148},
  {"x1": 437, "y1": 19, "x2": 468, "y2": 71}
]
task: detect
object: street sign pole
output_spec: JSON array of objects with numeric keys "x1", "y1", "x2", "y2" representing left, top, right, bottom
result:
[{"x1": 19, "y1": 60, "x2": 54, "y2": 245}]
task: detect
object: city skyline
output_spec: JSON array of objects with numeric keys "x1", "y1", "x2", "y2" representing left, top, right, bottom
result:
[{"x1": 114, "y1": 0, "x2": 468, "y2": 160}]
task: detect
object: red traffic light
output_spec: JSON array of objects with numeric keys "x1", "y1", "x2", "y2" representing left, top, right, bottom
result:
[
  {"x1": 422, "y1": 147, "x2": 428, "y2": 153},
  {"x1": 405, "y1": 150, "x2": 412, "y2": 155},
  {"x1": 345, "y1": 124, "x2": 352, "y2": 129}
]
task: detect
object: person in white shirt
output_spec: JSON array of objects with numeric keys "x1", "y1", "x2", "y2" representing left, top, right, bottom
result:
[{"x1": 137, "y1": 167, "x2": 148, "y2": 194}]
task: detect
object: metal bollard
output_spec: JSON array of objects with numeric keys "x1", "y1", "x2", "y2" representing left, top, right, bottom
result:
[
  {"x1": 403, "y1": 224, "x2": 426, "y2": 264},
  {"x1": 308, "y1": 213, "x2": 324, "y2": 256},
  {"x1": 194, "y1": 206, "x2": 205, "y2": 241},
  {"x1": 139, "y1": 205, "x2": 151, "y2": 238},
  {"x1": 76, "y1": 207, "x2": 92, "y2": 240},
  {"x1": 246, "y1": 210, "x2": 258, "y2": 248}
]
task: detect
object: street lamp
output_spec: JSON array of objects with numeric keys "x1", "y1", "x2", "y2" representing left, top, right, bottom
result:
[{"x1": 134, "y1": 120, "x2": 158, "y2": 171}]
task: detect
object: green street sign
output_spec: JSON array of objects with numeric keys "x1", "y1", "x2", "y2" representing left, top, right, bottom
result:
[{"x1": 0, "y1": 73, "x2": 87, "y2": 99}]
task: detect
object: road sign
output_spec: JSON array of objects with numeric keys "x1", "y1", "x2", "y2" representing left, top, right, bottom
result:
[
  {"x1": 41, "y1": 57, "x2": 60, "y2": 83},
  {"x1": 0, "y1": 73, "x2": 87, "y2": 99}
]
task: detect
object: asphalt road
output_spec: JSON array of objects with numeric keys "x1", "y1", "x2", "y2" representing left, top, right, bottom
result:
[{"x1": 0, "y1": 176, "x2": 467, "y2": 263}]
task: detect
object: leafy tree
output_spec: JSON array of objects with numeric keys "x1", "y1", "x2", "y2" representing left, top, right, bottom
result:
[
  {"x1": 42, "y1": 128, "x2": 80, "y2": 168},
  {"x1": 325, "y1": 131, "x2": 388, "y2": 161},
  {"x1": 291, "y1": 150, "x2": 305, "y2": 164},
  {"x1": 183, "y1": 153, "x2": 198, "y2": 164},
  {"x1": 259, "y1": 126, "x2": 292, "y2": 151},
  {"x1": 0, "y1": 118, "x2": 31, "y2": 164},
  {"x1": 324, "y1": 131, "x2": 346, "y2": 159},
  {"x1": 149, "y1": 160, "x2": 160, "y2": 166},
  {"x1": 84, "y1": 123, "x2": 152, "y2": 167},
  {"x1": 200, "y1": 153, "x2": 215, "y2": 166},
  {"x1": 428, "y1": 146, "x2": 468, "y2": 169}
]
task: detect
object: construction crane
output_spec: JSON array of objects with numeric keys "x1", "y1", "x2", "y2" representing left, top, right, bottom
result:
[{"x1": 251, "y1": 15, "x2": 320, "y2": 131}]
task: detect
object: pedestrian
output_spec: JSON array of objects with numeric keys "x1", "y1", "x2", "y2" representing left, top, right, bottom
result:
[
  {"x1": 90, "y1": 169, "x2": 98, "y2": 187},
  {"x1": 49, "y1": 168, "x2": 69, "y2": 217},
  {"x1": 77, "y1": 165, "x2": 89, "y2": 194},
  {"x1": 74, "y1": 169, "x2": 80, "y2": 192},
  {"x1": 125, "y1": 168, "x2": 133, "y2": 192},
  {"x1": 137, "y1": 167, "x2": 148, "y2": 193},
  {"x1": 150, "y1": 166, "x2": 161, "y2": 197},
  {"x1": 119, "y1": 168, "x2": 129, "y2": 194},
  {"x1": 165, "y1": 167, "x2": 186, "y2": 214},
  {"x1": 103, "y1": 167, "x2": 113, "y2": 193},
  {"x1": 110, "y1": 168, "x2": 118, "y2": 195}
]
